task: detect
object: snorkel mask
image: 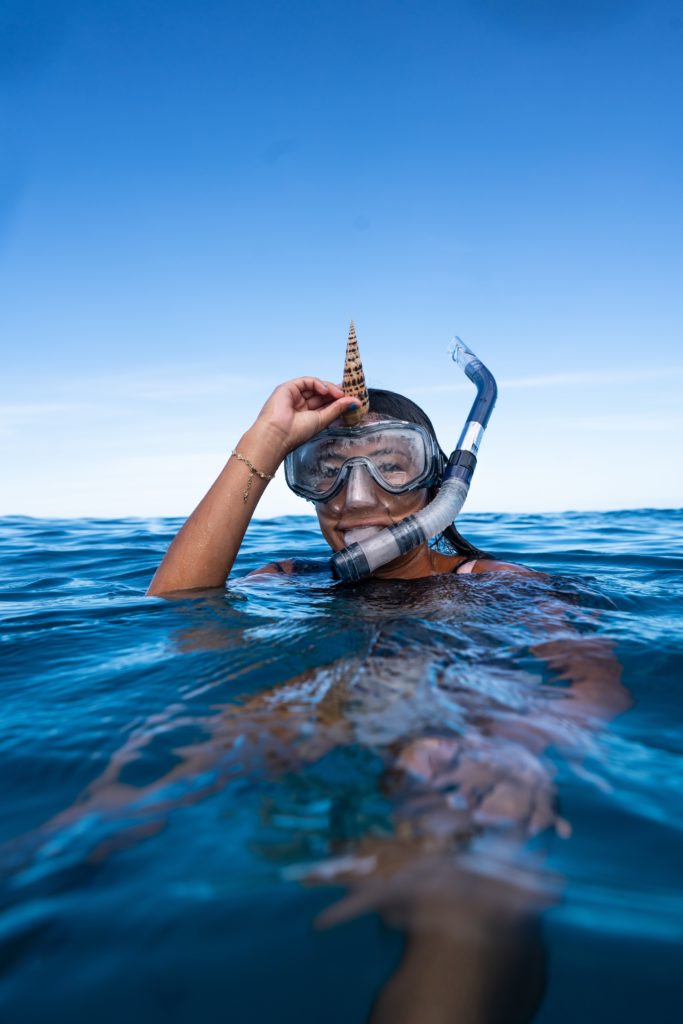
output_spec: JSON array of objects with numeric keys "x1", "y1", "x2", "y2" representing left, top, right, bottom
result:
[
  {"x1": 284, "y1": 323, "x2": 498, "y2": 581},
  {"x1": 285, "y1": 420, "x2": 445, "y2": 502}
]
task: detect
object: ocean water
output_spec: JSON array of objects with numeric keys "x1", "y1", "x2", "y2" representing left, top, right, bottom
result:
[{"x1": 1, "y1": 509, "x2": 682, "y2": 1022}]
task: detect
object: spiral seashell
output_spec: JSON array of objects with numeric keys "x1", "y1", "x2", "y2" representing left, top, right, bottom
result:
[{"x1": 341, "y1": 321, "x2": 370, "y2": 426}]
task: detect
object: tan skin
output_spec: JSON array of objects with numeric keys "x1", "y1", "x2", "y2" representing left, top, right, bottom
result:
[
  {"x1": 137, "y1": 376, "x2": 630, "y2": 1022},
  {"x1": 147, "y1": 376, "x2": 516, "y2": 596},
  {"x1": 148, "y1": 377, "x2": 354, "y2": 595}
]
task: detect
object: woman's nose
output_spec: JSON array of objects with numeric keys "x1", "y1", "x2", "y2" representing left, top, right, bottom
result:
[{"x1": 342, "y1": 463, "x2": 380, "y2": 509}]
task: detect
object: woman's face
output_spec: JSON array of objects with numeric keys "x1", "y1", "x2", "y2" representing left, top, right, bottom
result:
[
  {"x1": 314, "y1": 415, "x2": 430, "y2": 551},
  {"x1": 315, "y1": 472, "x2": 429, "y2": 552}
]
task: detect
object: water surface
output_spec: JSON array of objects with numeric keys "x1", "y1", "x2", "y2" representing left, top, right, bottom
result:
[{"x1": 1, "y1": 510, "x2": 682, "y2": 1022}]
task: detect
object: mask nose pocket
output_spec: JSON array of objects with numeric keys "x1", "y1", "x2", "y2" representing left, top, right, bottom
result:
[{"x1": 344, "y1": 463, "x2": 379, "y2": 508}]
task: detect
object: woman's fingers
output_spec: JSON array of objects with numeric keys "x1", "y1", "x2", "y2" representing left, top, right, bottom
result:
[
  {"x1": 554, "y1": 815, "x2": 572, "y2": 839},
  {"x1": 304, "y1": 395, "x2": 344, "y2": 411},
  {"x1": 290, "y1": 378, "x2": 349, "y2": 413},
  {"x1": 316, "y1": 395, "x2": 360, "y2": 430},
  {"x1": 294, "y1": 377, "x2": 345, "y2": 398}
]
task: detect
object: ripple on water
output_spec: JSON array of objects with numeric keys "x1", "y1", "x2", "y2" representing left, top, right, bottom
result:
[{"x1": 0, "y1": 510, "x2": 682, "y2": 1017}]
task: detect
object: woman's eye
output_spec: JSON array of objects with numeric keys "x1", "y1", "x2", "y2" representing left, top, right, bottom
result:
[{"x1": 379, "y1": 462, "x2": 404, "y2": 475}]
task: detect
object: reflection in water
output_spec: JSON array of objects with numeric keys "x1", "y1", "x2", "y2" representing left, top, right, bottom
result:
[{"x1": 4, "y1": 569, "x2": 632, "y2": 1022}]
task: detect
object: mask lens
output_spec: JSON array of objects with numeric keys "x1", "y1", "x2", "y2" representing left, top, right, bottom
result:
[
  {"x1": 366, "y1": 430, "x2": 426, "y2": 488},
  {"x1": 286, "y1": 422, "x2": 435, "y2": 500},
  {"x1": 307, "y1": 441, "x2": 346, "y2": 496}
]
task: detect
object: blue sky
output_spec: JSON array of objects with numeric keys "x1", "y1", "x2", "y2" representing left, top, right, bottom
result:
[{"x1": 1, "y1": 0, "x2": 681, "y2": 517}]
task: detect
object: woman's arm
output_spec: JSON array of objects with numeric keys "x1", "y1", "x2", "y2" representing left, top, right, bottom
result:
[
  {"x1": 147, "y1": 377, "x2": 357, "y2": 596},
  {"x1": 531, "y1": 635, "x2": 633, "y2": 721}
]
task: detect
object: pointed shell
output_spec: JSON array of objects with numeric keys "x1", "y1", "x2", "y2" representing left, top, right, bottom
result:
[{"x1": 341, "y1": 321, "x2": 370, "y2": 426}]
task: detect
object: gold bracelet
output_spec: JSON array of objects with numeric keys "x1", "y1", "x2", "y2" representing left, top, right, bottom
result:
[{"x1": 231, "y1": 449, "x2": 275, "y2": 503}]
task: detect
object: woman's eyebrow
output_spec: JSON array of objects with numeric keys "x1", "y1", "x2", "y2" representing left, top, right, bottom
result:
[
  {"x1": 322, "y1": 440, "x2": 402, "y2": 459},
  {"x1": 366, "y1": 444, "x2": 399, "y2": 456},
  {"x1": 327, "y1": 444, "x2": 398, "y2": 457}
]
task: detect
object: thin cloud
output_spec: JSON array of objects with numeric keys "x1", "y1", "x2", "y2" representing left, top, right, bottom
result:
[
  {"x1": 552, "y1": 413, "x2": 683, "y2": 432},
  {"x1": 0, "y1": 402, "x2": 82, "y2": 435},
  {"x1": 2, "y1": 369, "x2": 267, "y2": 405},
  {"x1": 0, "y1": 401, "x2": 79, "y2": 416},
  {"x1": 412, "y1": 366, "x2": 683, "y2": 394}
]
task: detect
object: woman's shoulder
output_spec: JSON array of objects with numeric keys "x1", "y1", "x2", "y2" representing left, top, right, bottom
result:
[
  {"x1": 454, "y1": 557, "x2": 535, "y2": 576},
  {"x1": 248, "y1": 555, "x2": 537, "y2": 579},
  {"x1": 247, "y1": 558, "x2": 327, "y2": 577}
]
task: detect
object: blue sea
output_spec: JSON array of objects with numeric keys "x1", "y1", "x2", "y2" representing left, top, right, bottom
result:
[{"x1": 1, "y1": 510, "x2": 682, "y2": 1022}]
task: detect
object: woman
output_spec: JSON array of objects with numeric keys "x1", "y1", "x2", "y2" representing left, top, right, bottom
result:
[
  {"x1": 137, "y1": 331, "x2": 627, "y2": 1022},
  {"x1": 147, "y1": 338, "x2": 519, "y2": 596}
]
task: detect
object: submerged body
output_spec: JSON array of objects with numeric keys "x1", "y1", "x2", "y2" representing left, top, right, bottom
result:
[
  {"x1": 140, "y1": 336, "x2": 635, "y2": 1021},
  {"x1": 1, "y1": 511, "x2": 653, "y2": 1024},
  {"x1": 140, "y1": 347, "x2": 629, "y2": 1021}
]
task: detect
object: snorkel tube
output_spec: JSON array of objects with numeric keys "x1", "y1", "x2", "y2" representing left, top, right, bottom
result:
[{"x1": 331, "y1": 338, "x2": 498, "y2": 582}]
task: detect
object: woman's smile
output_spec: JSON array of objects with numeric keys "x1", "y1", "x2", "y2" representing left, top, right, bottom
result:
[{"x1": 339, "y1": 523, "x2": 389, "y2": 547}]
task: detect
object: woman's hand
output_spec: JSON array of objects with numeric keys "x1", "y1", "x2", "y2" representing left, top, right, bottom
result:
[
  {"x1": 252, "y1": 377, "x2": 359, "y2": 458},
  {"x1": 394, "y1": 735, "x2": 571, "y2": 839},
  {"x1": 146, "y1": 376, "x2": 358, "y2": 595}
]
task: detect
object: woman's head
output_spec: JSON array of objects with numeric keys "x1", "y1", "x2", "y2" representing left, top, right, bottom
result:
[
  {"x1": 312, "y1": 388, "x2": 487, "y2": 560},
  {"x1": 366, "y1": 388, "x2": 443, "y2": 440}
]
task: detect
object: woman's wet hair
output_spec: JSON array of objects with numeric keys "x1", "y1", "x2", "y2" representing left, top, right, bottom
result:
[{"x1": 368, "y1": 388, "x2": 490, "y2": 561}]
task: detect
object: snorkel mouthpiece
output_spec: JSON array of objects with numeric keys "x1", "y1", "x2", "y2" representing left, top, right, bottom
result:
[{"x1": 331, "y1": 336, "x2": 497, "y2": 582}]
